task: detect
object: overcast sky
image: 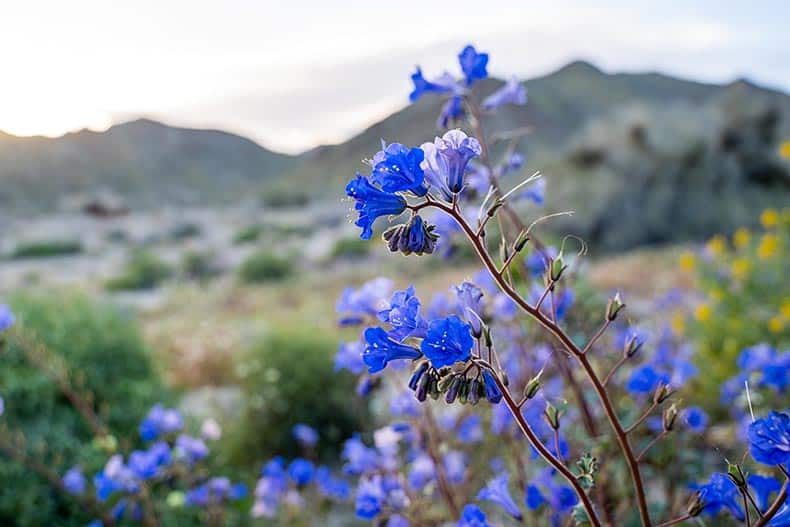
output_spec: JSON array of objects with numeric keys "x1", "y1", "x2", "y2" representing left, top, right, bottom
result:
[{"x1": 2, "y1": 1, "x2": 789, "y2": 153}]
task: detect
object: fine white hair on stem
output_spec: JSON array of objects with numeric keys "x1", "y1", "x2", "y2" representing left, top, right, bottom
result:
[
  {"x1": 745, "y1": 380, "x2": 755, "y2": 422},
  {"x1": 501, "y1": 171, "x2": 542, "y2": 201},
  {"x1": 525, "y1": 211, "x2": 575, "y2": 236},
  {"x1": 476, "y1": 186, "x2": 497, "y2": 223}
]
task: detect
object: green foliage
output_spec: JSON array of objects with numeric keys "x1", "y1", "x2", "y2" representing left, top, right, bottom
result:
[
  {"x1": 180, "y1": 250, "x2": 220, "y2": 282},
  {"x1": 329, "y1": 236, "x2": 371, "y2": 260},
  {"x1": 9, "y1": 239, "x2": 83, "y2": 259},
  {"x1": 0, "y1": 293, "x2": 168, "y2": 527},
  {"x1": 168, "y1": 222, "x2": 202, "y2": 241},
  {"x1": 237, "y1": 251, "x2": 292, "y2": 284},
  {"x1": 226, "y1": 329, "x2": 369, "y2": 464},
  {"x1": 233, "y1": 225, "x2": 262, "y2": 245},
  {"x1": 261, "y1": 185, "x2": 310, "y2": 208},
  {"x1": 106, "y1": 251, "x2": 173, "y2": 291}
]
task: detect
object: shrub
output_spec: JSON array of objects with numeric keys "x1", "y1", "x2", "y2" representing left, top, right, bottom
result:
[
  {"x1": 105, "y1": 251, "x2": 173, "y2": 291},
  {"x1": 232, "y1": 225, "x2": 262, "y2": 245},
  {"x1": 237, "y1": 251, "x2": 292, "y2": 283},
  {"x1": 226, "y1": 328, "x2": 369, "y2": 465},
  {"x1": 329, "y1": 236, "x2": 371, "y2": 260},
  {"x1": 9, "y1": 240, "x2": 83, "y2": 259},
  {"x1": 0, "y1": 293, "x2": 168, "y2": 527},
  {"x1": 262, "y1": 186, "x2": 310, "y2": 208},
  {"x1": 180, "y1": 250, "x2": 221, "y2": 282},
  {"x1": 168, "y1": 222, "x2": 202, "y2": 241}
]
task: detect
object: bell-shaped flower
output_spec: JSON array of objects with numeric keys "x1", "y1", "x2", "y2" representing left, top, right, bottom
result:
[
  {"x1": 477, "y1": 473, "x2": 523, "y2": 521},
  {"x1": 409, "y1": 68, "x2": 455, "y2": 102},
  {"x1": 748, "y1": 411, "x2": 790, "y2": 466},
  {"x1": 458, "y1": 45, "x2": 488, "y2": 86},
  {"x1": 346, "y1": 174, "x2": 407, "y2": 239},
  {"x1": 483, "y1": 76, "x2": 527, "y2": 110},
  {"x1": 371, "y1": 143, "x2": 427, "y2": 196},
  {"x1": 363, "y1": 327, "x2": 422, "y2": 373},
  {"x1": 420, "y1": 315, "x2": 473, "y2": 369}
]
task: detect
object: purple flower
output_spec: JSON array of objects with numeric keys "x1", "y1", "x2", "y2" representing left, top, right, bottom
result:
[
  {"x1": 483, "y1": 76, "x2": 526, "y2": 110},
  {"x1": 408, "y1": 454, "x2": 435, "y2": 490},
  {"x1": 292, "y1": 424, "x2": 319, "y2": 447},
  {"x1": 420, "y1": 315, "x2": 473, "y2": 369},
  {"x1": 355, "y1": 476, "x2": 385, "y2": 520},
  {"x1": 335, "y1": 341, "x2": 365, "y2": 374},
  {"x1": 176, "y1": 434, "x2": 208, "y2": 463},
  {"x1": 458, "y1": 45, "x2": 488, "y2": 86},
  {"x1": 128, "y1": 441, "x2": 171, "y2": 480},
  {"x1": 409, "y1": 67, "x2": 454, "y2": 102},
  {"x1": 388, "y1": 514, "x2": 410, "y2": 527},
  {"x1": 63, "y1": 466, "x2": 86, "y2": 496},
  {"x1": 454, "y1": 281, "x2": 484, "y2": 335},
  {"x1": 342, "y1": 436, "x2": 380, "y2": 475},
  {"x1": 0, "y1": 304, "x2": 14, "y2": 332},
  {"x1": 363, "y1": 327, "x2": 422, "y2": 373},
  {"x1": 444, "y1": 451, "x2": 467, "y2": 484},
  {"x1": 346, "y1": 174, "x2": 407, "y2": 240},
  {"x1": 457, "y1": 504, "x2": 492, "y2": 527},
  {"x1": 477, "y1": 473, "x2": 522, "y2": 521},
  {"x1": 693, "y1": 472, "x2": 745, "y2": 521},
  {"x1": 748, "y1": 411, "x2": 790, "y2": 466},
  {"x1": 139, "y1": 404, "x2": 183, "y2": 441},
  {"x1": 682, "y1": 406, "x2": 708, "y2": 433},
  {"x1": 315, "y1": 466, "x2": 351, "y2": 500},
  {"x1": 372, "y1": 143, "x2": 427, "y2": 196},
  {"x1": 421, "y1": 130, "x2": 482, "y2": 196},
  {"x1": 379, "y1": 286, "x2": 427, "y2": 341},
  {"x1": 438, "y1": 95, "x2": 465, "y2": 129},
  {"x1": 336, "y1": 277, "x2": 393, "y2": 323},
  {"x1": 288, "y1": 458, "x2": 315, "y2": 486}
]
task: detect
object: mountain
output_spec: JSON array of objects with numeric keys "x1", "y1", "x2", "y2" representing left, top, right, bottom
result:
[{"x1": 0, "y1": 118, "x2": 296, "y2": 212}]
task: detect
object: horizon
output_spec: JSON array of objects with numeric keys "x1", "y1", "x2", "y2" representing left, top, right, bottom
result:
[{"x1": 3, "y1": 0, "x2": 790, "y2": 153}]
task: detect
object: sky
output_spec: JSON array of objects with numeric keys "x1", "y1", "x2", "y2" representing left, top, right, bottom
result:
[{"x1": 2, "y1": 1, "x2": 789, "y2": 153}]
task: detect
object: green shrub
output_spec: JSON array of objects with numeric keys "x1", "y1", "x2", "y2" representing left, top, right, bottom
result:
[
  {"x1": 233, "y1": 225, "x2": 262, "y2": 245},
  {"x1": 329, "y1": 236, "x2": 371, "y2": 260},
  {"x1": 237, "y1": 251, "x2": 292, "y2": 283},
  {"x1": 261, "y1": 186, "x2": 310, "y2": 208},
  {"x1": 180, "y1": 250, "x2": 220, "y2": 282},
  {"x1": 168, "y1": 222, "x2": 202, "y2": 241},
  {"x1": 0, "y1": 293, "x2": 169, "y2": 527},
  {"x1": 9, "y1": 240, "x2": 83, "y2": 259},
  {"x1": 105, "y1": 251, "x2": 173, "y2": 291},
  {"x1": 226, "y1": 329, "x2": 369, "y2": 464}
]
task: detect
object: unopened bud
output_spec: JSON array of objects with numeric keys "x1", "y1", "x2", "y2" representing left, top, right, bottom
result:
[
  {"x1": 408, "y1": 361, "x2": 430, "y2": 391},
  {"x1": 544, "y1": 402, "x2": 562, "y2": 430},
  {"x1": 415, "y1": 372, "x2": 430, "y2": 402},
  {"x1": 482, "y1": 325, "x2": 493, "y2": 348},
  {"x1": 662, "y1": 403, "x2": 678, "y2": 431},
  {"x1": 727, "y1": 462, "x2": 747, "y2": 488},
  {"x1": 486, "y1": 198, "x2": 505, "y2": 218},
  {"x1": 686, "y1": 491, "x2": 706, "y2": 517},
  {"x1": 429, "y1": 375, "x2": 441, "y2": 400},
  {"x1": 623, "y1": 335, "x2": 644, "y2": 358},
  {"x1": 653, "y1": 383, "x2": 673, "y2": 404},
  {"x1": 445, "y1": 376, "x2": 463, "y2": 404},
  {"x1": 514, "y1": 231, "x2": 530, "y2": 253},
  {"x1": 523, "y1": 369, "x2": 543, "y2": 400},
  {"x1": 606, "y1": 293, "x2": 626, "y2": 321},
  {"x1": 499, "y1": 370, "x2": 510, "y2": 387},
  {"x1": 467, "y1": 379, "x2": 481, "y2": 406},
  {"x1": 458, "y1": 379, "x2": 469, "y2": 404},
  {"x1": 549, "y1": 254, "x2": 567, "y2": 282}
]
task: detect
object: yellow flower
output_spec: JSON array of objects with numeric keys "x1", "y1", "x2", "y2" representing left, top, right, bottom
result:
[
  {"x1": 760, "y1": 208, "x2": 779, "y2": 228},
  {"x1": 733, "y1": 228, "x2": 751, "y2": 249},
  {"x1": 780, "y1": 140, "x2": 790, "y2": 159},
  {"x1": 781, "y1": 300, "x2": 790, "y2": 320},
  {"x1": 731, "y1": 258, "x2": 751, "y2": 280},
  {"x1": 678, "y1": 251, "x2": 696, "y2": 272},
  {"x1": 695, "y1": 304, "x2": 712, "y2": 322},
  {"x1": 709, "y1": 288, "x2": 725, "y2": 302},
  {"x1": 768, "y1": 316, "x2": 785, "y2": 334},
  {"x1": 670, "y1": 312, "x2": 685, "y2": 335},
  {"x1": 757, "y1": 234, "x2": 779, "y2": 260},
  {"x1": 706, "y1": 235, "x2": 726, "y2": 256}
]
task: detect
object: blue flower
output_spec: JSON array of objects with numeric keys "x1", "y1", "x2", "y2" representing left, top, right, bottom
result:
[
  {"x1": 0, "y1": 396, "x2": 4, "y2": 417},
  {"x1": 355, "y1": 476, "x2": 385, "y2": 519},
  {"x1": 748, "y1": 411, "x2": 790, "y2": 466},
  {"x1": 526, "y1": 247, "x2": 557, "y2": 277},
  {"x1": 372, "y1": 143, "x2": 427, "y2": 196},
  {"x1": 692, "y1": 472, "x2": 745, "y2": 521},
  {"x1": 421, "y1": 315, "x2": 473, "y2": 369},
  {"x1": 682, "y1": 406, "x2": 708, "y2": 433},
  {"x1": 454, "y1": 281, "x2": 484, "y2": 335},
  {"x1": 438, "y1": 95, "x2": 465, "y2": 129},
  {"x1": 336, "y1": 277, "x2": 393, "y2": 323},
  {"x1": 770, "y1": 503, "x2": 790, "y2": 526},
  {"x1": 481, "y1": 370, "x2": 503, "y2": 404},
  {"x1": 458, "y1": 414, "x2": 484, "y2": 443},
  {"x1": 342, "y1": 435, "x2": 380, "y2": 475},
  {"x1": 515, "y1": 177, "x2": 545, "y2": 205},
  {"x1": 346, "y1": 174, "x2": 408, "y2": 240},
  {"x1": 409, "y1": 67, "x2": 454, "y2": 102},
  {"x1": 626, "y1": 365, "x2": 669, "y2": 395},
  {"x1": 457, "y1": 504, "x2": 491, "y2": 527},
  {"x1": 363, "y1": 327, "x2": 422, "y2": 373},
  {"x1": 477, "y1": 473, "x2": 523, "y2": 520},
  {"x1": 292, "y1": 424, "x2": 319, "y2": 447},
  {"x1": 762, "y1": 352, "x2": 790, "y2": 393},
  {"x1": 128, "y1": 442, "x2": 171, "y2": 480},
  {"x1": 388, "y1": 514, "x2": 410, "y2": 527},
  {"x1": 421, "y1": 130, "x2": 482, "y2": 196},
  {"x1": 139, "y1": 404, "x2": 183, "y2": 441},
  {"x1": 0, "y1": 304, "x2": 14, "y2": 332},
  {"x1": 379, "y1": 286, "x2": 426, "y2": 341},
  {"x1": 408, "y1": 454, "x2": 435, "y2": 490},
  {"x1": 444, "y1": 451, "x2": 467, "y2": 484},
  {"x1": 63, "y1": 466, "x2": 86, "y2": 496},
  {"x1": 483, "y1": 76, "x2": 526, "y2": 110},
  {"x1": 737, "y1": 343, "x2": 776, "y2": 371},
  {"x1": 335, "y1": 341, "x2": 365, "y2": 374},
  {"x1": 748, "y1": 474, "x2": 781, "y2": 512},
  {"x1": 176, "y1": 434, "x2": 209, "y2": 463},
  {"x1": 315, "y1": 466, "x2": 351, "y2": 500},
  {"x1": 288, "y1": 458, "x2": 315, "y2": 486},
  {"x1": 458, "y1": 45, "x2": 488, "y2": 86}
]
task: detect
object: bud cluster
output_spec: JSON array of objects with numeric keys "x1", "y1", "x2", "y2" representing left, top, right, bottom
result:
[{"x1": 408, "y1": 361, "x2": 503, "y2": 405}]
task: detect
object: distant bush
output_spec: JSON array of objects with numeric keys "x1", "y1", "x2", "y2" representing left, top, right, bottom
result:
[
  {"x1": 0, "y1": 293, "x2": 168, "y2": 527},
  {"x1": 180, "y1": 250, "x2": 221, "y2": 282},
  {"x1": 232, "y1": 224, "x2": 262, "y2": 245},
  {"x1": 262, "y1": 186, "x2": 311, "y2": 208},
  {"x1": 105, "y1": 251, "x2": 173, "y2": 291},
  {"x1": 9, "y1": 239, "x2": 83, "y2": 259},
  {"x1": 329, "y1": 236, "x2": 371, "y2": 260},
  {"x1": 226, "y1": 328, "x2": 369, "y2": 464},
  {"x1": 168, "y1": 222, "x2": 202, "y2": 241},
  {"x1": 237, "y1": 251, "x2": 292, "y2": 283}
]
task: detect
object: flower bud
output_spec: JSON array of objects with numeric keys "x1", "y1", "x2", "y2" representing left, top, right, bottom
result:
[
  {"x1": 467, "y1": 379, "x2": 481, "y2": 406},
  {"x1": 486, "y1": 198, "x2": 505, "y2": 218},
  {"x1": 623, "y1": 335, "x2": 644, "y2": 358},
  {"x1": 686, "y1": 491, "x2": 706, "y2": 517},
  {"x1": 726, "y1": 462, "x2": 747, "y2": 488},
  {"x1": 429, "y1": 375, "x2": 441, "y2": 400},
  {"x1": 523, "y1": 369, "x2": 543, "y2": 400},
  {"x1": 606, "y1": 293, "x2": 625, "y2": 321},
  {"x1": 514, "y1": 230, "x2": 530, "y2": 253},
  {"x1": 544, "y1": 402, "x2": 562, "y2": 430},
  {"x1": 653, "y1": 383, "x2": 673, "y2": 404},
  {"x1": 499, "y1": 370, "x2": 510, "y2": 387},
  {"x1": 458, "y1": 379, "x2": 469, "y2": 404},
  {"x1": 662, "y1": 403, "x2": 678, "y2": 431},
  {"x1": 482, "y1": 325, "x2": 493, "y2": 349},
  {"x1": 549, "y1": 253, "x2": 567, "y2": 282},
  {"x1": 445, "y1": 376, "x2": 463, "y2": 404},
  {"x1": 437, "y1": 372, "x2": 456, "y2": 393},
  {"x1": 408, "y1": 361, "x2": 430, "y2": 391},
  {"x1": 415, "y1": 372, "x2": 430, "y2": 402}
]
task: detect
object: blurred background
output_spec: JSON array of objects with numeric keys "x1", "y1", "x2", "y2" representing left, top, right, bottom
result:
[{"x1": 0, "y1": 1, "x2": 788, "y2": 524}]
